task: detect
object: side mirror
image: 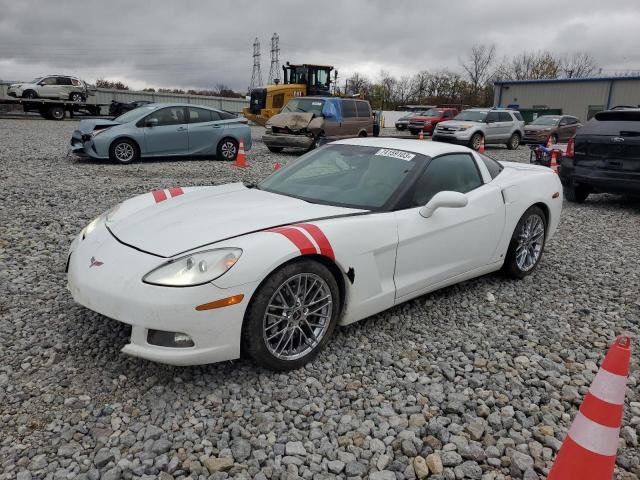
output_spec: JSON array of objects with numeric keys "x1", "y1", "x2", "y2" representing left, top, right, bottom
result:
[
  {"x1": 145, "y1": 118, "x2": 159, "y2": 128},
  {"x1": 419, "y1": 191, "x2": 468, "y2": 218}
]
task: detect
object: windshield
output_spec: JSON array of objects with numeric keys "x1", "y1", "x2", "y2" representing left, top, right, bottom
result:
[
  {"x1": 114, "y1": 105, "x2": 158, "y2": 123},
  {"x1": 400, "y1": 113, "x2": 416, "y2": 120},
  {"x1": 259, "y1": 144, "x2": 421, "y2": 209},
  {"x1": 282, "y1": 98, "x2": 325, "y2": 115},
  {"x1": 423, "y1": 109, "x2": 443, "y2": 117},
  {"x1": 531, "y1": 116, "x2": 560, "y2": 126},
  {"x1": 454, "y1": 111, "x2": 487, "y2": 122},
  {"x1": 30, "y1": 77, "x2": 43, "y2": 84}
]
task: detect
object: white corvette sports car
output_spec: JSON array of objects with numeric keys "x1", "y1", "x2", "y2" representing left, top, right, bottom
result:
[{"x1": 67, "y1": 138, "x2": 562, "y2": 370}]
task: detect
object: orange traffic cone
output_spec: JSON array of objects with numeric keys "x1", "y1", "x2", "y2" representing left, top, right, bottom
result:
[
  {"x1": 478, "y1": 136, "x2": 485, "y2": 154},
  {"x1": 234, "y1": 140, "x2": 247, "y2": 168},
  {"x1": 418, "y1": 130, "x2": 424, "y2": 140},
  {"x1": 549, "y1": 149, "x2": 559, "y2": 174},
  {"x1": 546, "y1": 135, "x2": 554, "y2": 148},
  {"x1": 548, "y1": 336, "x2": 631, "y2": 480},
  {"x1": 274, "y1": 162, "x2": 281, "y2": 171}
]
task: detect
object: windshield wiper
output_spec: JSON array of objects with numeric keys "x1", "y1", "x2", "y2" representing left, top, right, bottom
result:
[
  {"x1": 244, "y1": 181, "x2": 260, "y2": 189},
  {"x1": 297, "y1": 107, "x2": 307, "y2": 113}
]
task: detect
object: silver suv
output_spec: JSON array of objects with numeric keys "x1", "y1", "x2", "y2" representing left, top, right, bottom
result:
[
  {"x1": 7, "y1": 75, "x2": 90, "y2": 102},
  {"x1": 433, "y1": 108, "x2": 525, "y2": 151}
]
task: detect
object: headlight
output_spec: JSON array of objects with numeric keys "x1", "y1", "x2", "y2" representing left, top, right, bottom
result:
[
  {"x1": 143, "y1": 248, "x2": 242, "y2": 287},
  {"x1": 82, "y1": 215, "x2": 101, "y2": 239},
  {"x1": 265, "y1": 125, "x2": 272, "y2": 130},
  {"x1": 91, "y1": 128, "x2": 111, "y2": 138},
  {"x1": 424, "y1": 121, "x2": 431, "y2": 125},
  {"x1": 457, "y1": 126, "x2": 470, "y2": 131}
]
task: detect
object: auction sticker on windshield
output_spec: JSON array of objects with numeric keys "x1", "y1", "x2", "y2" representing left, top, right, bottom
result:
[{"x1": 375, "y1": 149, "x2": 416, "y2": 161}]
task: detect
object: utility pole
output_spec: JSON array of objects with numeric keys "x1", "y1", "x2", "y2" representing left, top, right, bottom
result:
[
  {"x1": 268, "y1": 33, "x2": 281, "y2": 84},
  {"x1": 249, "y1": 37, "x2": 263, "y2": 92}
]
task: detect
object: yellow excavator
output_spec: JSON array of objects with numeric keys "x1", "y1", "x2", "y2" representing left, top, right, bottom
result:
[{"x1": 243, "y1": 63, "x2": 334, "y2": 126}]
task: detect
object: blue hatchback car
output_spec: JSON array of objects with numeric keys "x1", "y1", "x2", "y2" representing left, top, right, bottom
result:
[{"x1": 70, "y1": 103, "x2": 252, "y2": 164}]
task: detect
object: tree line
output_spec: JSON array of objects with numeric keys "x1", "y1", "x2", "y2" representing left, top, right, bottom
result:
[
  {"x1": 339, "y1": 46, "x2": 599, "y2": 110},
  {"x1": 95, "y1": 79, "x2": 244, "y2": 98}
]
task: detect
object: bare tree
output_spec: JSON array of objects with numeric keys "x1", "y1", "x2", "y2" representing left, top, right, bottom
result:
[
  {"x1": 345, "y1": 73, "x2": 370, "y2": 96},
  {"x1": 393, "y1": 75, "x2": 413, "y2": 105},
  {"x1": 560, "y1": 52, "x2": 598, "y2": 78},
  {"x1": 410, "y1": 71, "x2": 431, "y2": 101},
  {"x1": 498, "y1": 51, "x2": 560, "y2": 80},
  {"x1": 460, "y1": 44, "x2": 496, "y2": 94}
]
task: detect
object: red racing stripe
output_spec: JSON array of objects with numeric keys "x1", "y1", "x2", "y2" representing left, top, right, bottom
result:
[
  {"x1": 296, "y1": 223, "x2": 335, "y2": 260},
  {"x1": 169, "y1": 187, "x2": 184, "y2": 198},
  {"x1": 152, "y1": 190, "x2": 167, "y2": 203},
  {"x1": 269, "y1": 227, "x2": 317, "y2": 256}
]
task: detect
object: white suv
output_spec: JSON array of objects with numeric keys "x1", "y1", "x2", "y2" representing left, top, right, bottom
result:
[
  {"x1": 433, "y1": 108, "x2": 525, "y2": 151},
  {"x1": 7, "y1": 75, "x2": 90, "y2": 102}
]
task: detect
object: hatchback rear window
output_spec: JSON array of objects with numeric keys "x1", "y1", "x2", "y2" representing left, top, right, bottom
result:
[{"x1": 594, "y1": 110, "x2": 640, "y2": 122}]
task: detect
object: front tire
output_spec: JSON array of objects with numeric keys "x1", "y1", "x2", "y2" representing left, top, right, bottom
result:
[
  {"x1": 109, "y1": 138, "x2": 139, "y2": 164},
  {"x1": 267, "y1": 146, "x2": 283, "y2": 153},
  {"x1": 469, "y1": 132, "x2": 483, "y2": 151},
  {"x1": 564, "y1": 184, "x2": 590, "y2": 203},
  {"x1": 503, "y1": 206, "x2": 546, "y2": 278},
  {"x1": 507, "y1": 132, "x2": 521, "y2": 150},
  {"x1": 49, "y1": 106, "x2": 65, "y2": 121},
  {"x1": 69, "y1": 92, "x2": 85, "y2": 102},
  {"x1": 22, "y1": 90, "x2": 37, "y2": 99},
  {"x1": 242, "y1": 259, "x2": 341, "y2": 371}
]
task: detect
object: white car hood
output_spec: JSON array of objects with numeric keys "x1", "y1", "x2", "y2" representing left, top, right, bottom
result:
[{"x1": 108, "y1": 183, "x2": 365, "y2": 257}]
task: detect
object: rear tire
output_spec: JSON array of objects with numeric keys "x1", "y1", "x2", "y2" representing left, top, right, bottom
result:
[
  {"x1": 49, "y1": 106, "x2": 65, "y2": 121},
  {"x1": 242, "y1": 259, "x2": 341, "y2": 371},
  {"x1": 267, "y1": 146, "x2": 283, "y2": 153},
  {"x1": 507, "y1": 132, "x2": 521, "y2": 150},
  {"x1": 564, "y1": 184, "x2": 590, "y2": 203},
  {"x1": 217, "y1": 138, "x2": 239, "y2": 161},
  {"x1": 109, "y1": 138, "x2": 139, "y2": 164},
  {"x1": 503, "y1": 206, "x2": 546, "y2": 279}
]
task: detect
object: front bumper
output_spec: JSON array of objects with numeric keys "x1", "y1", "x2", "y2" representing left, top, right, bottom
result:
[
  {"x1": 66, "y1": 223, "x2": 257, "y2": 366},
  {"x1": 68, "y1": 130, "x2": 107, "y2": 159},
  {"x1": 263, "y1": 131, "x2": 314, "y2": 149},
  {"x1": 432, "y1": 128, "x2": 473, "y2": 143},
  {"x1": 7, "y1": 90, "x2": 18, "y2": 98},
  {"x1": 560, "y1": 157, "x2": 640, "y2": 195},
  {"x1": 523, "y1": 132, "x2": 552, "y2": 144},
  {"x1": 408, "y1": 123, "x2": 433, "y2": 134}
]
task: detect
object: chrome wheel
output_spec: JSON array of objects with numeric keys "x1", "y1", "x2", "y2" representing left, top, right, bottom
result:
[
  {"x1": 70, "y1": 93, "x2": 83, "y2": 102},
  {"x1": 114, "y1": 142, "x2": 134, "y2": 162},
  {"x1": 471, "y1": 134, "x2": 482, "y2": 150},
  {"x1": 263, "y1": 273, "x2": 333, "y2": 361},
  {"x1": 515, "y1": 214, "x2": 545, "y2": 272},
  {"x1": 220, "y1": 141, "x2": 237, "y2": 159}
]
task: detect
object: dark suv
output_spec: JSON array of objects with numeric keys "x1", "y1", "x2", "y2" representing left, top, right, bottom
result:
[{"x1": 560, "y1": 109, "x2": 640, "y2": 202}]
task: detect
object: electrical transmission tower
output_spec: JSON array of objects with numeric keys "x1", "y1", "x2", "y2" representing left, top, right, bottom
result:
[
  {"x1": 268, "y1": 33, "x2": 281, "y2": 84},
  {"x1": 249, "y1": 37, "x2": 262, "y2": 91}
]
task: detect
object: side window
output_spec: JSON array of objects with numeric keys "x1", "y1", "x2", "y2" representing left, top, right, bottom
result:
[
  {"x1": 356, "y1": 101, "x2": 371, "y2": 118},
  {"x1": 272, "y1": 93, "x2": 284, "y2": 109},
  {"x1": 408, "y1": 154, "x2": 483, "y2": 207},
  {"x1": 41, "y1": 77, "x2": 57, "y2": 85},
  {"x1": 341, "y1": 100, "x2": 357, "y2": 118},
  {"x1": 479, "y1": 154, "x2": 503, "y2": 179},
  {"x1": 513, "y1": 112, "x2": 524, "y2": 121},
  {"x1": 498, "y1": 112, "x2": 512, "y2": 122},
  {"x1": 188, "y1": 107, "x2": 213, "y2": 123},
  {"x1": 57, "y1": 77, "x2": 73, "y2": 86},
  {"x1": 486, "y1": 112, "x2": 499, "y2": 123},
  {"x1": 219, "y1": 111, "x2": 236, "y2": 120},
  {"x1": 147, "y1": 107, "x2": 186, "y2": 126}
]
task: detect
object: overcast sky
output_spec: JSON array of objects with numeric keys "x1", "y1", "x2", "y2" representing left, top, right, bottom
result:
[{"x1": 1, "y1": 0, "x2": 639, "y2": 91}]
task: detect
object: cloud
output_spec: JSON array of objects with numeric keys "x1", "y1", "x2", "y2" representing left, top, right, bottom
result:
[{"x1": 1, "y1": 0, "x2": 639, "y2": 90}]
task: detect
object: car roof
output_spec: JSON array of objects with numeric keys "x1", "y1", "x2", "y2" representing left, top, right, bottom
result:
[
  {"x1": 145, "y1": 103, "x2": 220, "y2": 110},
  {"x1": 332, "y1": 137, "x2": 473, "y2": 157}
]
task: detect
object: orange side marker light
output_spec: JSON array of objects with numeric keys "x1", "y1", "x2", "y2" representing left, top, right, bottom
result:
[{"x1": 195, "y1": 294, "x2": 244, "y2": 311}]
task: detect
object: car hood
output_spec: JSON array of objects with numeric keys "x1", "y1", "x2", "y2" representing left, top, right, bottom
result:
[
  {"x1": 108, "y1": 183, "x2": 365, "y2": 257},
  {"x1": 437, "y1": 120, "x2": 480, "y2": 128},
  {"x1": 267, "y1": 112, "x2": 321, "y2": 131},
  {"x1": 77, "y1": 119, "x2": 122, "y2": 134},
  {"x1": 410, "y1": 116, "x2": 440, "y2": 122}
]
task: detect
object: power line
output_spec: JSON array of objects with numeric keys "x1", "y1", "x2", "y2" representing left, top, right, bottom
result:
[
  {"x1": 249, "y1": 37, "x2": 262, "y2": 92},
  {"x1": 268, "y1": 33, "x2": 280, "y2": 84}
]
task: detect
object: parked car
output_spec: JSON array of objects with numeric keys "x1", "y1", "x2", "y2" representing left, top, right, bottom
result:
[
  {"x1": 109, "y1": 100, "x2": 154, "y2": 117},
  {"x1": 560, "y1": 109, "x2": 640, "y2": 202},
  {"x1": 408, "y1": 107, "x2": 460, "y2": 135},
  {"x1": 395, "y1": 112, "x2": 419, "y2": 130},
  {"x1": 67, "y1": 137, "x2": 562, "y2": 369},
  {"x1": 433, "y1": 108, "x2": 525, "y2": 151},
  {"x1": 7, "y1": 75, "x2": 91, "y2": 102},
  {"x1": 523, "y1": 115, "x2": 582, "y2": 144},
  {"x1": 69, "y1": 103, "x2": 250, "y2": 164},
  {"x1": 263, "y1": 97, "x2": 374, "y2": 152}
]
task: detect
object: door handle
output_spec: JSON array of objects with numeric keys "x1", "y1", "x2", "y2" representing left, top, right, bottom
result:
[{"x1": 177, "y1": 127, "x2": 187, "y2": 131}]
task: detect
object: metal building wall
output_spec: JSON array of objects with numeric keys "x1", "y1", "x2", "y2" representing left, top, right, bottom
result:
[{"x1": 610, "y1": 81, "x2": 640, "y2": 107}]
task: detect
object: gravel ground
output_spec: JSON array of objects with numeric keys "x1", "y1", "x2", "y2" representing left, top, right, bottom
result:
[{"x1": 1, "y1": 119, "x2": 639, "y2": 480}]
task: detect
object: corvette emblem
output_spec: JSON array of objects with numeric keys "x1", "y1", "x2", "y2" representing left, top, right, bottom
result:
[{"x1": 89, "y1": 256, "x2": 103, "y2": 268}]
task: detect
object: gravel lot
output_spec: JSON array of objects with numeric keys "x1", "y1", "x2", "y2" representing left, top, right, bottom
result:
[{"x1": 1, "y1": 119, "x2": 639, "y2": 480}]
